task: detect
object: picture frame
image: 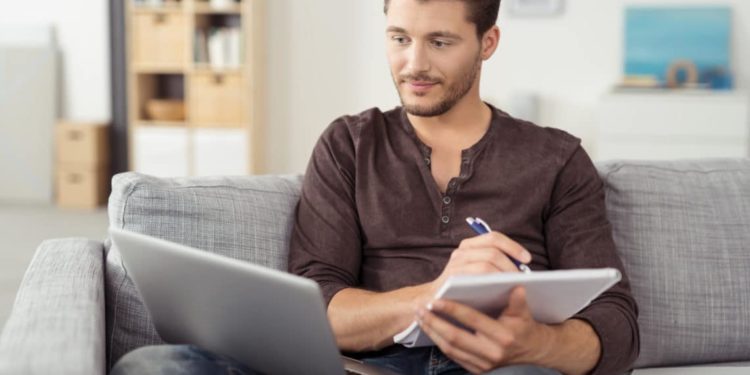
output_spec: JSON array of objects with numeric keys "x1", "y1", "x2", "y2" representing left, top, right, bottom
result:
[{"x1": 508, "y1": 0, "x2": 565, "y2": 17}]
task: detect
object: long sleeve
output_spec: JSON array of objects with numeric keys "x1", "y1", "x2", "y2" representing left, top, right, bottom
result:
[
  {"x1": 288, "y1": 117, "x2": 363, "y2": 307},
  {"x1": 544, "y1": 145, "x2": 640, "y2": 374}
]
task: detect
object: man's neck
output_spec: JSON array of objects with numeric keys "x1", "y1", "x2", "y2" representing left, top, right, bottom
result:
[{"x1": 406, "y1": 95, "x2": 492, "y2": 151}]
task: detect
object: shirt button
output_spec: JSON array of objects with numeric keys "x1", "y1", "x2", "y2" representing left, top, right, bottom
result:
[
  {"x1": 425, "y1": 157, "x2": 431, "y2": 165},
  {"x1": 449, "y1": 181, "x2": 457, "y2": 188},
  {"x1": 441, "y1": 216, "x2": 450, "y2": 224},
  {"x1": 442, "y1": 196, "x2": 452, "y2": 205}
]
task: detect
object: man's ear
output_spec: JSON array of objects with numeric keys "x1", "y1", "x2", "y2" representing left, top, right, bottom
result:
[{"x1": 481, "y1": 25, "x2": 501, "y2": 61}]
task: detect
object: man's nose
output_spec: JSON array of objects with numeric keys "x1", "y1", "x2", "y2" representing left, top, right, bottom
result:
[{"x1": 405, "y1": 43, "x2": 431, "y2": 74}]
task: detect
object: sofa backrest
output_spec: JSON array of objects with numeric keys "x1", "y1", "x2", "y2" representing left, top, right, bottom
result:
[
  {"x1": 597, "y1": 158, "x2": 750, "y2": 368},
  {"x1": 104, "y1": 159, "x2": 750, "y2": 371},
  {"x1": 104, "y1": 172, "x2": 302, "y2": 370}
]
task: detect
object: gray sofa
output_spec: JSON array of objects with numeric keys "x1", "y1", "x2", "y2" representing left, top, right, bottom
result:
[{"x1": 1, "y1": 159, "x2": 749, "y2": 375}]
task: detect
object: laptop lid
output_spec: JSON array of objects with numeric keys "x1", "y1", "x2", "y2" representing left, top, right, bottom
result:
[{"x1": 109, "y1": 227, "x2": 348, "y2": 375}]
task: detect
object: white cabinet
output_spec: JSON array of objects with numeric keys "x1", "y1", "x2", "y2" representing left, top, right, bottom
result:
[
  {"x1": 133, "y1": 127, "x2": 189, "y2": 177},
  {"x1": 0, "y1": 38, "x2": 56, "y2": 203},
  {"x1": 192, "y1": 129, "x2": 248, "y2": 176},
  {"x1": 132, "y1": 127, "x2": 249, "y2": 178},
  {"x1": 595, "y1": 91, "x2": 749, "y2": 161}
]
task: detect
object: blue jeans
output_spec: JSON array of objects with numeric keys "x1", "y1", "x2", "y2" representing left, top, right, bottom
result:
[{"x1": 111, "y1": 344, "x2": 562, "y2": 375}]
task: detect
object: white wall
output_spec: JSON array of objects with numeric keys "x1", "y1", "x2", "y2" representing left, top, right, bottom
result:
[
  {"x1": 2, "y1": 1, "x2": 747, "y2": 174},
  {"x1": 0, "y1": 0, "x2": 111, "y2": 122},
  {"x1": 264, "y1": 0, "x2": 750, "y2": 174}
]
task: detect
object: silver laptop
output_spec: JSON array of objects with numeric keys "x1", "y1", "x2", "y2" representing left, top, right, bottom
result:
[{"x1": 109, "y1": 227, "x2": 398, "y2": 375}]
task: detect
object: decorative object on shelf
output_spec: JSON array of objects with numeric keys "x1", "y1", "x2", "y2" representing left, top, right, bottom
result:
[
  {"x1": 665, "y1": 60, "x2": 699, "y2": 89},
  {"x1": 146, "y1": 99, "x2": 186, "y2": 121},
  {"x1": 210, "y1": 0, "x2": 234, "y2": 9},
  {"x1": 508, "y1": 0, "x2": 564, "y2": 17},
  {"x1": 622, "y1": 7, "x2": 733, "y2": 91}
]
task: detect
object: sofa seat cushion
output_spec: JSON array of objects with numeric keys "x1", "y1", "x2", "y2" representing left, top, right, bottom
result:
[
  {"x1": 632, "y1": 362, "x2": 750, "y2": 375},
  {"x1": 597, "y1": 159, "x2": 750, "y2": 368},
  {"x1": 104, "y1": 172, "x2": 303, "y2": 369}
]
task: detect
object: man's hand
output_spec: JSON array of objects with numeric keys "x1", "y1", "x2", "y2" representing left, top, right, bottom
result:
[
  {"x1": 416, "y1": 287, "x2": 552, "y2": 374},
  {"x1": 327, "y1": 231, "x2": 535, "y2": 352},
  {"x1": 428, "y1": 232, "x2": 533, "y2": 296}
]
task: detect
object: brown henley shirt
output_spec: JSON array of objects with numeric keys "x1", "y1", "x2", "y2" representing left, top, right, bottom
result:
[{"x1": 288, "y1": 105, "x2": 639, "y2": 374}]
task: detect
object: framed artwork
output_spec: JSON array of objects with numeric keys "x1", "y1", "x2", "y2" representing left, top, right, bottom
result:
[
  {"x1": 508, "y1": 0, "x2": 565, "y2": 17},
  {"x1": 625, "y1": 7, "x2": 732, "y2": 88}
]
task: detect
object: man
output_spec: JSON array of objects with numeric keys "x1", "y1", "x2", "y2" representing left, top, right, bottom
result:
[
  {"x1": 111, "y1": 0, "x2": 638, "y2": 374},
  {"x1": 288, "y1": 0, "x2": 638, "y2": 374}
]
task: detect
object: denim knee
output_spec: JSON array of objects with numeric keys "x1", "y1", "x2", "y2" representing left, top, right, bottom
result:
[
  {"x1": 110, "y1": 344, "x2": 256, "y2": 375},
  {"x1": 483, "y1": 364, "x2": 562, "y2": 375}
]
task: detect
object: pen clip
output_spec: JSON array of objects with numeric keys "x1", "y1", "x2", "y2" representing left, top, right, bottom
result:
[{"x1": 473, "y1": 217, "x2": 492, "y2": 233}]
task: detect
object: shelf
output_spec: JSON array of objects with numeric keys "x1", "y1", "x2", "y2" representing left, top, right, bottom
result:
[
  {"x1": 126, "y1": 0, "x2": 261, "y2": 176},
  {"x1": 132, "y1": 3, "x2": 184, "y2": 14},
  {"x1": 132, "y1": 63, "x2": 186, "y2": 74},
  {"x1": 191, "y1": 123, "x2": 246, "y2": 129},
  {"x1": 193, "y1": 3, "x2": 242, "y2": 14},
  {"x1": 135, "y1": 121, "x2": 187, "y2": 128},
  {"x1": 190, "y1": 64, "x2": 243, "y2": 74}
]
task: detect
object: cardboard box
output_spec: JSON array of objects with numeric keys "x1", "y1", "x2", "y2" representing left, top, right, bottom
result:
[
  {"x1": 56, "y1": 163, "x2": 110, "y2": 209},
  {"x1": 56, "y1": 122, "x2": 110, "y2": 165}
]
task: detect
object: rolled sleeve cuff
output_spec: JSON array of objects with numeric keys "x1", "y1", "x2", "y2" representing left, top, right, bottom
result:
[{"x1": 319, "y1": 281, "x2": 354, "y2": 308}]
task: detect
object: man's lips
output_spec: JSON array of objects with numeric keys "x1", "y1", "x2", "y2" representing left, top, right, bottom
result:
[{"x1": 404, "y1": 81, "x2": 439, "y2": 92}]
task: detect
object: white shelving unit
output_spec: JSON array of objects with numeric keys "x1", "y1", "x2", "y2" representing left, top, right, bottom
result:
[
  {"x1": 125, "y1": 0, "x2": 265, "y2": 178},
  {"x1": 595, "y1": 90, "x2": 750, "y2": 161}
]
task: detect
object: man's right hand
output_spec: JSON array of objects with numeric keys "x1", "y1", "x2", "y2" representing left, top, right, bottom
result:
[{"x1": 427, "y1": 232, "x2": 533, "y2": 296}]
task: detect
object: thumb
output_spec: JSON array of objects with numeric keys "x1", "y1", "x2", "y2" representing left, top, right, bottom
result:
[{"x1": 503, "y1": 287, "x2": 530, "y2": 318}]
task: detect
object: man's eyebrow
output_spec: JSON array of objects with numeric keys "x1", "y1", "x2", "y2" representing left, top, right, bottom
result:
[
  {"x1": 427, "y1": 31, "x2": 463, "y2": 40},
  {"x1": 386, "y1": 26, "x2": 463, "y2": 41}
]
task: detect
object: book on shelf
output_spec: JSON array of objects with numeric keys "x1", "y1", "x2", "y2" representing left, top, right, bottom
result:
[{"x1": 195, "y1": 27, "x2": 242, "y2": 69}]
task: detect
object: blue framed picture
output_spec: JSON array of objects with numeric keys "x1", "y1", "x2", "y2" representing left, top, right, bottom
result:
[{"x1": 624, "y1": 7, "x2": 732, "y2": 89}]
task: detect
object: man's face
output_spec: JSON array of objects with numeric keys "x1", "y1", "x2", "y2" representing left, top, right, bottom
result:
[{"x1": 385, "y1": 0, "x2": 483, "y2": 117}]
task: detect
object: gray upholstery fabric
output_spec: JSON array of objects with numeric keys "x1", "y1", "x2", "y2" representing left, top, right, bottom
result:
[
  {"x1": 597, "y1": 159, "x2": 750, "y2": 368},
  {"x1": 104, "y1": 172, "x2": 303, "y2": 370},
  {"x1": 0, "y1": 238, "x2": 106, "y2": 375}
]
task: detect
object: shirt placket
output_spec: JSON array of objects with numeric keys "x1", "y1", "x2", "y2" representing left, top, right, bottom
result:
[{"x1": 431, "y1": 149, "x2": 473, "y2": 237}]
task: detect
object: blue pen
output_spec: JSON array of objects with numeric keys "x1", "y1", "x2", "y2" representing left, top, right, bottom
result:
[{"x1": 465, "y1": 217, "x2": 532, "y2": 274}]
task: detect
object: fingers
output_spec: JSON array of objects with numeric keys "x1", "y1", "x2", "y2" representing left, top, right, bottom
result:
[
  {"x1": 449, "y1": 247, "x2": 521, "y2": 273},
  {"x1": 428, "y1": 299, "x2": 497, "y2": 333},
  {"x1": 501, "y1": 287, "x2": 530, "y2": 318},
  {"x1": 417, "y1": 307, "x2": 497, "y2": 373},
  {"x1": 459, "y1": 232, "x2": 532, "y2": 264},
  {"x1": 428, "y1": 299, "x2": 516, "y2": 357}
]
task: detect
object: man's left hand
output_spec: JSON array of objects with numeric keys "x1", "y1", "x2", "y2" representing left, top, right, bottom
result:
[{"x1": 417, "y1": 287, "x2": 552, "y2": 374}]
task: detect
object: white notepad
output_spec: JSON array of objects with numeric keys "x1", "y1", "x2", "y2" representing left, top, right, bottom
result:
[{"x1": 393, "y1": 268, "x2": 621, "y2": 347}]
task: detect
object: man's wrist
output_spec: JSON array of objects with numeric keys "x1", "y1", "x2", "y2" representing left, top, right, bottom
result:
[
  {"x1": 522, "y1": 322, "x2": 557, "y2": 366},
  {"x1": 525, "y1": 319, "x2": 601, "y2": 375}
]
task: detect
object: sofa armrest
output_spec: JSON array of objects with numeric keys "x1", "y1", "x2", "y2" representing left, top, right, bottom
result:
[{"x1": 0, "y1": 238, "x2": 106, "y2": 375}]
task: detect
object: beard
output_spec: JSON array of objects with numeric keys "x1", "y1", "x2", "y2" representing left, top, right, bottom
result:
[{"x1": 394, "y1": 53, "x2": 482, "y2": 117}]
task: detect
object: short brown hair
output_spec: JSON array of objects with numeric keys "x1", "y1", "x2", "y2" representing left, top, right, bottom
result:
[{"x1": 383, "y1": 0, "x2": 501, "y2": 39}]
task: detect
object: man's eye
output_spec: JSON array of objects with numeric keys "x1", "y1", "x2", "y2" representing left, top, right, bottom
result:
[
  {"x1": 392, "y1": 36, "x2": 409, "y2": 44},
  {"x1": 432, "y1": 40, "x2": 450, "y2": 48}
]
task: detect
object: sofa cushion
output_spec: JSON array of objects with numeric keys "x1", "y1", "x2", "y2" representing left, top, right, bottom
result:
[
  {"x1": 104, "y1": 172, "x2": 303, "y2": 370},
  {"x1": 597, "y1": 159, "x2": 750, "y2": 368}
]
